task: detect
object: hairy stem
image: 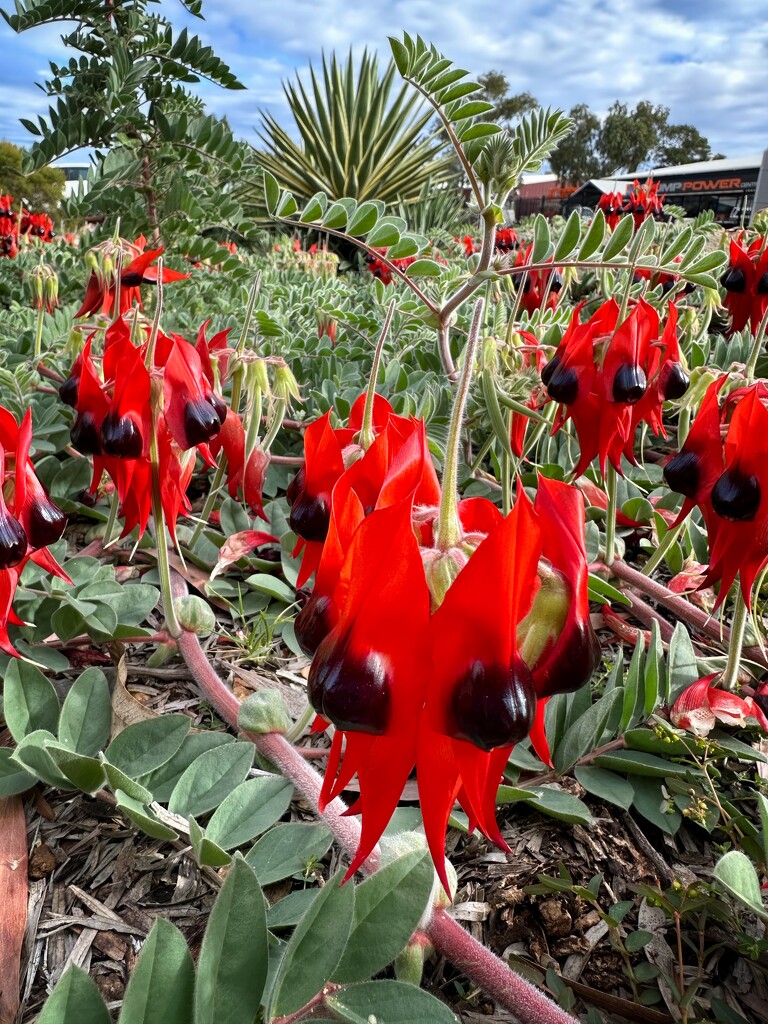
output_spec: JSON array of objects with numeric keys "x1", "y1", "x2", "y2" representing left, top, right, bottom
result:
[
  {"x1": 171, "y1": 571, "x2": 574, "y2": 1024},
  {"x1": 360, "y1": 298, "x2": 396, "y2": 449}
]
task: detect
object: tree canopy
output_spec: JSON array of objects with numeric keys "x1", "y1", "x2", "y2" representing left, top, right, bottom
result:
[{"x1": 0, "y1": 141, "x2": 64, "y2": 214}]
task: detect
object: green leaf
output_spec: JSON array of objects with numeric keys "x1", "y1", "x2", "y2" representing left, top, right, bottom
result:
[
  {"x1": 105, "y1": 715, "x2": 190, "y2": 778},
  {"x1": 333, "y1": 846, "x2": 434, "y2": 983},
  {"x1": 406, "y1": 258, "x2": 443, "y2": 277},
  {"x1": 386, "y1": 235, "x2": 421, "y2": 259},
  {"x1": 594, "y1": 749, "x2": 694, "y2": 778},
  {"x1": 367, "y1": 222, "x2": 401, "y2": 247},
  {"x1": 525, "y1": 786, "x2": 594, "y2": 825},
  {"x1": 118, "y1": 919, "x2": 194, "y2": 1024},
  {"x1": 206, "y1": 775, "x2": 294, "y2": 851},
  {"x1": 276, "y1": 191, "x2": 297, "y2": 217},
  {"x1": 631, "y1": 777, "x2": 681, "y2": 835},
  {"x1": 168, "y1": 741, "x2": 254, "y2": 818},
  {"x1": 553, "y1": 689, "x2": 624, "y2": 773},
  {"x1": 246, "y1": 822, "x2": 334, "y2": 885},
  {"x1": 625, "y1": 929, "x2": 654, "y2": 952},
  {"x1": 574, "y1": 767, "x2": 634, "y2": 810},
  {"x1": 44, "y1": 743, "x2": 106, "y2": 793},
  {"x1": 713, "y1": 850, "x2": 768, "y2": 921},
  {"x1": 326, "y1": 980, "x2": 459, "y2": 1023},
  {"x1": 115, "y1": 791, "x2": 178, "y2": 841},
  {"x1": 270, "y1": 869, "x2": 355, "y2": 1017},
  {"x1": 347, "y1": 201, "x2": 379, "y2": 236},
  {"x1": 0, "y1": 747, "x2": 36, "y2": 797},
  {"x1": 323, "y1": 201, "x2": 350, "y2": 229},
  {"x1": 577, "y1": 209, "x2": 606, "y2": 260},
  {"x1": 553, "y1": 209, "x2": 581, "y2": 261},
  {"x1": 3, "y1": 659, "x2": 60, "y2": 742},
  {"x1": 196, "y1": 859, "x2": 269, "y2": 1024},
  {"x1": 587, "y1": 573, "x2": 631, "y2": 606},
  {"x1": 140, "y1": 733, "x2": 234, "y2": 803},
  {"x1": 300, "y1": 192, "x2": 327, "y2": 221},
  {"x1": 12, "y1": 731, "x2": 71, "y2": 788},
  {"x1": 531, "y1": 214, "x2": 551, "y2": 263},
  {"x1": 602, "y1": 215, "x2": 634, "y2": 261},
  {"x1": 245, "y1": 573, "x2": 295, "y2": 603},
  {"x1": 189, "y1": 817, "x2": 231, "y2": 868},
  {"x1": 267, "y1": 889, "x2": 319, "y2": 930},
  {"x1": 37, "y1": 966, "x2": 110, "y2": 1024},
  {"x1": 58, "y1": 668, "x2": 111, "y2": 756},
  {"x1": 102, "y1": 761, "x2": 154, "y2": 804},
  {"x1": 667, "y1": 623, "x2": 699, "y2": 702}
]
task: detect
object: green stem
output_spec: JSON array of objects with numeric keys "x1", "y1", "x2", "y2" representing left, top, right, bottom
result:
[
  {"x1": 261, "y1": 397, "x2": 286, "y2": 453},
  {"x1": 744, "y1": 305, "x2": 768, "y2": 383},
  {"x1": 720, "y1": 585, "x2": 749, "y2": 691},
  {"x1": 102, "y1": 490, "x2": 120, "y2": 549},
  {"x1": 359, "y1": 298, "x2": 396, "y2": 449},
  {"x1": 33, "y1": 300, "x2": 45, "y2": 360},
  {"x1": 285, "y1": 701, "x2": 316, "y2": 744},
  {"x1": 150, "y1": 449, "x2": 181, "y2": 639},
  {"x1": 436, "y1": 298, "x2": 485, "y2": 550},
  {"x1": 642, "y1": 519, "x2": 685, "y2": 576},
  {"x1": 501, "y1": 410, "x2": 512, "y2": 517},
  {"x1": 237, "y1": 275, "x2": 262, "y2": 355},
  {"x1": 677, "y1": 405, "x2": 691, "y2": 448},
  {"x1": 604, "y1": 462, "x2": 618, "y2": 567}
]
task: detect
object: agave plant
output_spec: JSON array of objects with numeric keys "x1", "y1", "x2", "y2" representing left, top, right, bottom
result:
[{"x1": 256, "y1": 50, "x2": 457, "y2": 206}]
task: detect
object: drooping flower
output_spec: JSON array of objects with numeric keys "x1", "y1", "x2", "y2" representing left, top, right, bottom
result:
[
  {"x1": 495, "y1": 227, "x2": 518, "y2": 253},
  {"x1": 544, "y1": 298, "x2": 689, "y2": 476},
  {"x1": 512, "y1": 244, "x2": 563, "y2": 316},
  {"x1": 671, "y1": 675, "x2": 768, "y2": 737},
  {"x1": 364, "y1": 248, "x2": 416, "y2": 285},
  {"x1": 720, "y1": 234, "x2": 768, "y2": 336},
  {"x1": 598, "y1": 191, "x2": 625, "y2": 231},
  {"x1": 0, "y1": 406, "x2": 70, "y2": 655},
  {"x1": 664, "y1": 377, "x2": 768, "y2": 608},
  {"x1": 623, "y1": 178, "x2": 663, "y2": 230},
  {"x1": 74, "y1": 235, "x2": 189, "y2": 320}
]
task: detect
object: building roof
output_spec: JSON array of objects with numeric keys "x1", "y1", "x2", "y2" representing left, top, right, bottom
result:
[{"x1": 622, "y1": 154, "x2": 764, "y2": 178}]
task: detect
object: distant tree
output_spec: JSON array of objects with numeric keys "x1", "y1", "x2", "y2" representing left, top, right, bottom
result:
[
  {"x1": 598, "y1": 100, "x2": 670, "y2": 173},
  {"x1": 548, "y1": 104, "x2": 602, "y2": 185},
  {"x1": 0, "y1": 141, "x2": 64, "y2": 213},
  {"x1": 656, "y1": 124, "x2": 713, "y2": 166},
  {"x1": 476, "y1": 72, "x2": 538, "y2": 128}
]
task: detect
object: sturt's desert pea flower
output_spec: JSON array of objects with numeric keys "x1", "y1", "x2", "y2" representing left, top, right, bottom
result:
[
  {"x1": 544, "y1": 298, "x2": 689, "y2": 476},
  {"x1": 671, "y1": 675, "x2": 768, "y2": 737},
  {"x1": 664, "y1": 377, "x2": 768, "y2": 609},
  {"x1": 0, "y1": 406, "x2": 70, "y2": 656},
  {"x1": 293, "y1": 389, "x2": 599, "y2": 884},
  {"x1": 73, "y1": 234, "x2": 189, "y2": 320},
  {"x1": 720, "y1": 234, "x2": 768, "y2": 336}
]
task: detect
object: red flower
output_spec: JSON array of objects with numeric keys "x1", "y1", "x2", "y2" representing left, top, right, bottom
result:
[
  {"x1": 0, "y1": 215, "x2": 18, "y2": 258},
  {"x1": 74, "y1": 236, "x2": 189, "y2": 319},
  {"x1": 721, "y1": 234, "x2": 768, "y2": 335},
  {"x1": 665, "y1": 378, "x2": 768, "y2": 608},
  {"x1": 671, "y1": 675, "x2": 768, "y2": 736},
  {"x1": 623, "y1": 178, "x2": 663, "y2": 230},
  {"x1": 364, "y1": 248, "x2": 416, "y2": 285},
  {"x1": 512, "y1": 244, "x2": 562, "y2": 316},
  {"x1": 0, "y1": 407, "x2": 70, "y2": 656},
  {"x1": 545, "y1": 299, "x2": 688, "y2": 476},
  {"x1": 21, "y1": 211, "x2": 54, "y2": 242},
  {"x1": 598, "y1": 191, "x2": 625, "y2": 231},
  {"x1": 495, "y1": 227, "x2": 518, "y2": 253}
]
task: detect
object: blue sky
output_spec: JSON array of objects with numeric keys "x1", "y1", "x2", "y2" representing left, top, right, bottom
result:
[{"x1": 1, "y1": 0, "x2": 766, "y2": 164}]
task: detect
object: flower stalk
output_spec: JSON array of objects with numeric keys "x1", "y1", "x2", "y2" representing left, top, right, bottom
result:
[{"x1": 435, "y1": 297, "x2": 485, "y2": 551}]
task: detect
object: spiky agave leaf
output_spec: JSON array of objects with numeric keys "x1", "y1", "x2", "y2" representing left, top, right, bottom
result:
[{"x1": 256, "y1": 50, "x2": 457, "y2": 206}]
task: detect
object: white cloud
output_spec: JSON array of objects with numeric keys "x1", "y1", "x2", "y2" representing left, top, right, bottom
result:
[{"x1": 0, "y1": 0, "x2": 765, "y2": 158}]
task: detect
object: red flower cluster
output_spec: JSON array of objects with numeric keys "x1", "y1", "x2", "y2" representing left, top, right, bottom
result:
[
  {"x1": 598, "y1": 179, "x2": 663, "y2": 232},
  {"x1": 0, "y1": 406, "x2": 69, "y2": 655},
  {"x1": 287, "y1": 399, "x2": 599, "y2": 885},
  {"x1": 512, "y1": 244, "x2": 563, "y2": 316},
  {"x1": 60, "y1": 316, "x2": 261, "y2": 539},
  {"x1": 544, "y1": 298, "x2": 689, "y2": 475},
  {"x1": 456, "y1": 235, "x2": 478, "y2": 257},
  {"x1": 664, "y1": 377, "x2": 768, "y2": 608},
  {"x1": 720, "y1": 234, "x2": 768, "y2": 335},
  {"x1": 0, "y1": 194, "x2": 55, "y2": 257},
  {"x1": 74, "y1": 235, "x2": 189, "y2": 319},
  {"x1": 364, "y1": 248, "x2": 416, "y2": 285}
]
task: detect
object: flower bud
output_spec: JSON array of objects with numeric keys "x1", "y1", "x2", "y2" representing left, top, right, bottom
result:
[
  {"x1": 272, "y1": 362, "x2": 301, "y2": 406},
  {"x1": 238, "y1": 689, "x2": 293, "y2": 735},
  {"x1": 174, "y1": 594, "x2": 216, "y2": 636}
]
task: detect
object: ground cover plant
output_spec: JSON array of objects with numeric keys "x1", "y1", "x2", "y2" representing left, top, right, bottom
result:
[{"x1": 0, "y1": 11, "x2": 768, "y2": 1024}]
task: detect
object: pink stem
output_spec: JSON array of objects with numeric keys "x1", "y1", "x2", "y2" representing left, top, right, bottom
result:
[{"x1": 170, "y1": 571, "x2": 573, "y2": 1024}]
